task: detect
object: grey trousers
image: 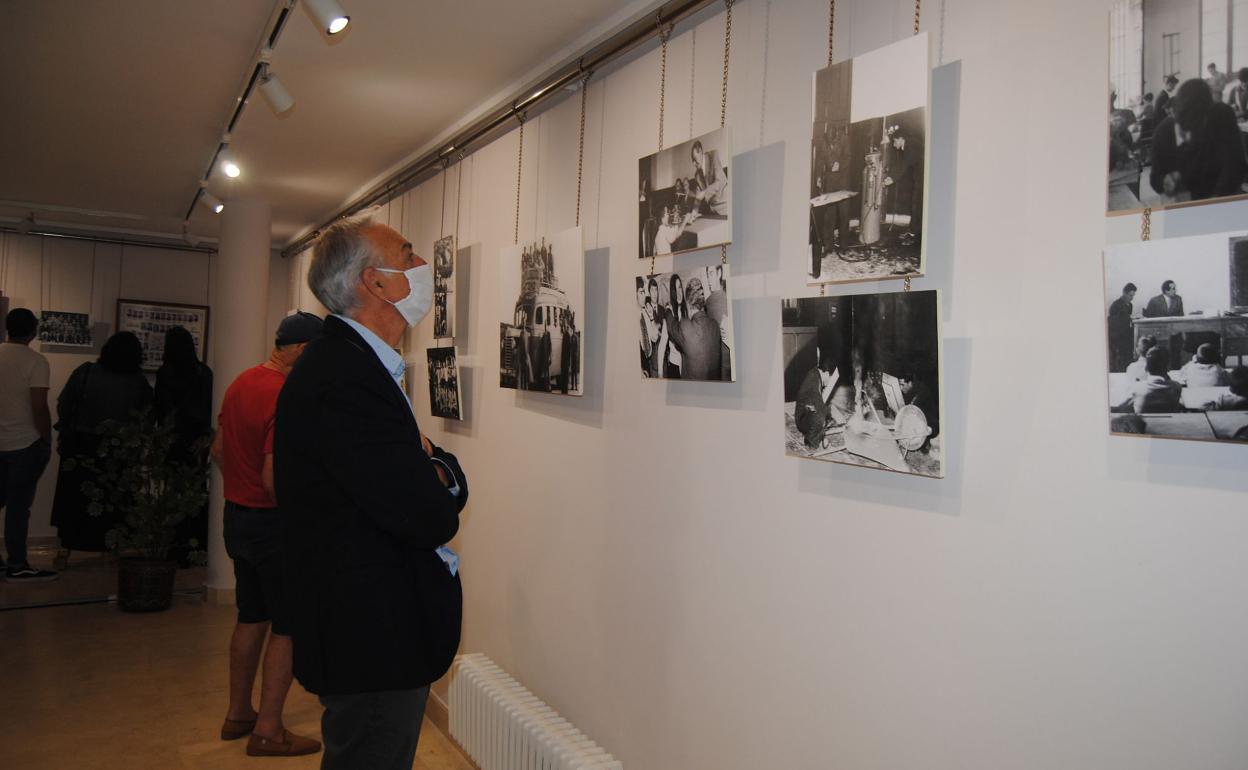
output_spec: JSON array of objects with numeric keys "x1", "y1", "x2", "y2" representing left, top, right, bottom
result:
[{"x1": 319, "y1": 686, "x2": 429, "y2": 770}]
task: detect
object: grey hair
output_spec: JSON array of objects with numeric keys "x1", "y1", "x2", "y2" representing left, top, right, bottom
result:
[{"x1": 308, "y1": 213, "x2": 380, "y2": 316}]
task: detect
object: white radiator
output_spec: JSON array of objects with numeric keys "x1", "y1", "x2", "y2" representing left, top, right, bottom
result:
[{"x1": 449, "y1": 654, "x2": 623, "y2": 770}]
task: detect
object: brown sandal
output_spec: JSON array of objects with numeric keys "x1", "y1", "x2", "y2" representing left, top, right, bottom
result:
[{"x1": 220, "y1": 717, "x2": 257, "y2": 741}]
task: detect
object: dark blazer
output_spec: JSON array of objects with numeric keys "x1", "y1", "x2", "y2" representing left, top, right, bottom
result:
[
  {"x1": 274, "y1": 315, "x2": 468, "y2": 696},
  {"x1": 1143, "y1": 293, "x2": 1184, "y2": 318}
]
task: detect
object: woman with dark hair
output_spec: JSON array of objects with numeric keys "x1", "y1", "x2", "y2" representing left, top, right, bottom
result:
[
  {"x1": 155, "y1": 326, "x2": 213, "y2": 564},
  {"x1": 51, "y1": 331, "x2": 153, "y2": 565},
  {"x1": 662, "y1": 274, "x2": 688, "y2": 378}
]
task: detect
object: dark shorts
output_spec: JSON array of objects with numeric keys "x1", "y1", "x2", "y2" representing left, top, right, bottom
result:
[{"x1": 222, "y1": 501, "x2": 288, "y2": 635}]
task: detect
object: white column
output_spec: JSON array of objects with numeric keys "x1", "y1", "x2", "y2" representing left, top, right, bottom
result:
[{"x1": 206, "y1": 199, "x2": 272, "y2": 598}]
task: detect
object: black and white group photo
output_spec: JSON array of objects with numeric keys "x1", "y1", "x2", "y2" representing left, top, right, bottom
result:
[
  {"x1": 117, "y1": 300, "x2": 208, "y2": 370},
  {"x1": 782, "y1": 290, "x2": 942, "y2": 477},
  {"x1": 635, "y1": 263, "x2": 735, "y2": 382},
  {"x1": 809, "y1": 33, "x2": 929, "y2": 284},
  {"x1": 38, "y1": 310, "x2": 92, "y2": 347},
  {"x1": 1107, "y1": 0, "x2": 1248, "y2": 213},
  {"x1": 433, "y1": 234, "x2": 455, "y2": 339},
  {"x1": 499, "y1": 226, "x2": 584, "y2": 396},
  {"x1": 1104, "y1": 230, "x2": 1248, "y2": 442},
  {"x1": 638, "y1": 127, "x2": 732, "y2": 259},
  {"x1": 426, "y1": 346, "x2": 462, "y2": 420}
]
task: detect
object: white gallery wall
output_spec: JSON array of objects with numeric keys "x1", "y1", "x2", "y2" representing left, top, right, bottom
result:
[
  {"x1": 0, "y1": 232, "x2": 290, "y2": 539},
  {"x1": 293, "y1": 0, "x2": 1247, "y2": 766}
]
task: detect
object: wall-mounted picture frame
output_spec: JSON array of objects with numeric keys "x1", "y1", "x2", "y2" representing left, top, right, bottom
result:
[
  {"x1": 38, "y1": 310, "x2": 93, "y2": 348},
  {"x1": 638, "y1": 127, "x2": 732, "y2": 259},
  {"x1": 1106, "y1": 0, "x2": 1248, "y2": 215},
  {"x1": 115, "y1": 298, "x2": 210, "y2": 372}
]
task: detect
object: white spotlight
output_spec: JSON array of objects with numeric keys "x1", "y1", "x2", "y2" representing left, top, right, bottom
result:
[
  {"x1": 201, "y1": 192, "x2": 225, "y2": 214},
  {"x1": 305, "y1": 0, "x2": 350, "y2": 35},
  {"x1": 222, "y1": 160, "x2": 241, "y2": 178},
  {"x1": 258, "y1": 67, "x2": 295, "y2": 115}
]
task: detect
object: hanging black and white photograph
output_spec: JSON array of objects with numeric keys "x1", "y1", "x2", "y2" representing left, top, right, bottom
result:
[
  {"x1": 433, "y1": 234, "x2": 455, "y2": 339},
  {"x1": 38, "y1": 310, "x2": 93, "y2": 348},
  {"x1": 635, "y1": 263, "x2": 736, "y2": 381},
  {"x1": 1106, "y1": 0, "x2": 1248, "y2": 214},
  {"x1": 809, "y1": 33, "x2": 930, "y2": 284},
  {"x1": 426, "y1": 346, "x2": 463, "y2": 420},
  {"x1": 116, "y1": 298, "x2": 210, "y2": 371},
  {"x1": 498, "y1": 226, "x2": 584, "y2": 396},
  {"x1": 638, "y1": 127, "x2": 732, "y2": 259},
  {"x1": 1103, "y1": 230, "x2": 1248, "y2": 442},
  {"x1": 782, "y1": 290, "x2": 943, "y2": 477}
]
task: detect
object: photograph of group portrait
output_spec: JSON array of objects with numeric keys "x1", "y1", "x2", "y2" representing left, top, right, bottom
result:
[
  {"x1": 638, "y1": 127, "x2": 732, "y2": 259},
  {"x1": 38, "y1": 310, "x2": 93, "y2": 348},
  {"x1": 433, "y1": 234, "x2": 455, "y2": 340},
  {"x1": 498, "y1": 226, "x2": 584, "y2": 396},
  {"x1": 1107, "y1": 0, "x2": 1248, "y2": 213},
  {"x1": 426, "y1": 346, "x2": 462, "y2": 420},
  {"x1": 1104, "y1": 230, "x2": 1248, "y2": 442},
  {"x1": 809, "y1": 33, "x2": 929, "y2": 284},
  {"x1": 635, "y1": 263, "x2": 735, "y2": 382},
  {"x1": 781, "y1": 290, "x2": 943, "y2": 478}
]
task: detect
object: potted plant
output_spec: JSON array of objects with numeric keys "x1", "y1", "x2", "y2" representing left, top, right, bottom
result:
[{"x1": 67, "y1": 407, "x2": 208, "y2": 612}]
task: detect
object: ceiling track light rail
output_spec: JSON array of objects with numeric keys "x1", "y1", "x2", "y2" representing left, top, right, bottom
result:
[
  {"x1": 282, "y1": 0, "x2": 716, "y2": 257},
  {"x1": 182, "y1": 0, "x2": 302, "y2": 222}
]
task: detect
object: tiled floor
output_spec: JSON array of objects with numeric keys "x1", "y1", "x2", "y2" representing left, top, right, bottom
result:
[{"x1": 0, "y1": 595, "x2": 473, "y2": 770}]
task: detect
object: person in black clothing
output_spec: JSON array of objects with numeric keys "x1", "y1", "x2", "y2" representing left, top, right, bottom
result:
[
  {"x1": 1150, "y1": 78, "x2": 1248, "y2": 202},
  {"x1": 1107, "y1": 282, "x2": 1137, "y2": 372},
  {"x1": 51, "y1": 332, "x2": 152, "y2": 562},
  {"x1": 1154, "y1": 75, "x2": 1178, "y2": 119},
  {"x1": 154, "y1": 326, "x2": 213, "y2": 565},
  {"x1": 277, "y1": 216, "x2": 467, "y2": 770}
]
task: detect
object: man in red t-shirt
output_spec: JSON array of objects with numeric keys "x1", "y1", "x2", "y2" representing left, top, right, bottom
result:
[{"x1": 210, "y1": 311, "x2": 322, "y2": 758}]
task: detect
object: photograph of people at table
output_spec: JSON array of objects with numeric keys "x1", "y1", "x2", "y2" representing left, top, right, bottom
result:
[
  {"x1": 1106, "y1": 0, "x2": 1248, "y2": 214},
  {"x1": 637, "y1": 127, "x2": 731, "y2": 259},
  {"x1": 781, "y1": 290, "x2": 942, "y2": 478},
  {"x1": 808, "y1": 34, "x2": 929, "y2": 284},
  {"x1": 1104, "y1": 230, "x2": 1248, "y2": 442}
]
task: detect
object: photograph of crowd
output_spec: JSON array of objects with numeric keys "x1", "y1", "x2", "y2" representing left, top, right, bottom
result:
[
  {"x1": 782, "y1": 290, "x2": 942, "y2": 477},
  {"x1": 638, "y1": 127, "x2": 732, "y2": 259},
  {"x1": 116, "y1": 299, "x2": 209, "y2": 371},
  {"x1": 499, "y1": 226, "x2": 584, "y2": 396},
  {"x1": 809, "y1": 33, "x2": 929, "y2": 284},
  {"x1": 635, "y1": 263, "x2": 735, "y2": 381},
  {"x1": 433, "y1": 234, "x2": 455, "y2": 339},
  {"x1": 426, "y1": 346, "x2": 462, "y2": 420},
  {"x1": 1104, "y1": 230, "x2": 1248, "y2": 442},
  {"x1": 1107, "y1": 0, "x2": 1248, "y2": 213},
  {"x1": 38, "y1": 310, "x2": 93, "y2": 347}
]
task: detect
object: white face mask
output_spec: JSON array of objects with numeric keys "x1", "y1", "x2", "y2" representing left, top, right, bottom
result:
[{"x1": 374, "y1": 264, "x2": 434, "y2": 327}]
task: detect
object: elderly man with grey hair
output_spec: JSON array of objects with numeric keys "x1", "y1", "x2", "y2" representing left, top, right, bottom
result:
[{"x1": 274, "y1": 215, "x2": 468, "y2": 770}]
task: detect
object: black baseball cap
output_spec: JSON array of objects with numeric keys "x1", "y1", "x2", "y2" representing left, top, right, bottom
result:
[{"x1": 275, "y1": 311, "x2": 324, "y2": 346}]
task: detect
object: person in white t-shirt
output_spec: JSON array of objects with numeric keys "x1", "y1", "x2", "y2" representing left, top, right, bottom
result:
[{"x1": 0, "y1": 308, "x2": 58, "y2": 581}]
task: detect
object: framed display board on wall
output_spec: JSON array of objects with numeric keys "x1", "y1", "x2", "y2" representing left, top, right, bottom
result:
[{"x1": 116, "y1": 298, "x2": 210, "y2": 372}]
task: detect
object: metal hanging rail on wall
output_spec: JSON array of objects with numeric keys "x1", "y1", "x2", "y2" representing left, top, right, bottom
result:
[
  {"x1": 0, "y1": 226, "x2": 216, "y2": 256},
  {"x1": 281, "y1": 0, "x2": 722, "y2": 258}
]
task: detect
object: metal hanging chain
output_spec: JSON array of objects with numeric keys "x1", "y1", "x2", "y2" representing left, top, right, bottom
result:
[
  {"x1": 904, "y1": 276, "x2": 912, "y2": 292},
  {"x1": 720, "y1": 0, "x2": 733, "y2": 130},
  {"x1": 938, "y1": 0, "x2": 947, "y2": 64},
  {"x1": 1141, "y1": 207, "x2": 1152, "y2": 241},
  {"x1": 719, "y1": 0, "x2": 733, "y2": 266},
  {"x1": 914, "y1": 0, "x2": 921, "y2": 34},
  {"x1": 820, "y1": 283, "x2": 826, "y2": 296},
  {"x1": 827, "y1": 0, "x2": 836, "y2": 66},
  {"x1": 689, "y1": 29, "x2": 697, "y2": 136},
  {"x1": 514, "y1": 116, "x2": 525, "y2": 245},
  {"x1": 440, "y1": 161, "x2": 449, "y2": 239},
  {"x1": 658, "y1": 22, "x2": 672, "y2": 151},
  {"x1": 576, "y1": 72, "x2": 591, "y2": 227},
  {"x1": 455, "y1": 152, "x2": 464, "y2": 246}
]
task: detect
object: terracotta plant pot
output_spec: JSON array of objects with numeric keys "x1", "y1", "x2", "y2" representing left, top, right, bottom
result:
[{"x1": 116, "y1": 558, "x2": 177, "y2": 612}]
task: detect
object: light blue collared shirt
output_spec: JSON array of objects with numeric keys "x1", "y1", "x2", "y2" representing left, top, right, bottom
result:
[{"x1": 335, "y1": 315, "x2": 461, "y2": 575}]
